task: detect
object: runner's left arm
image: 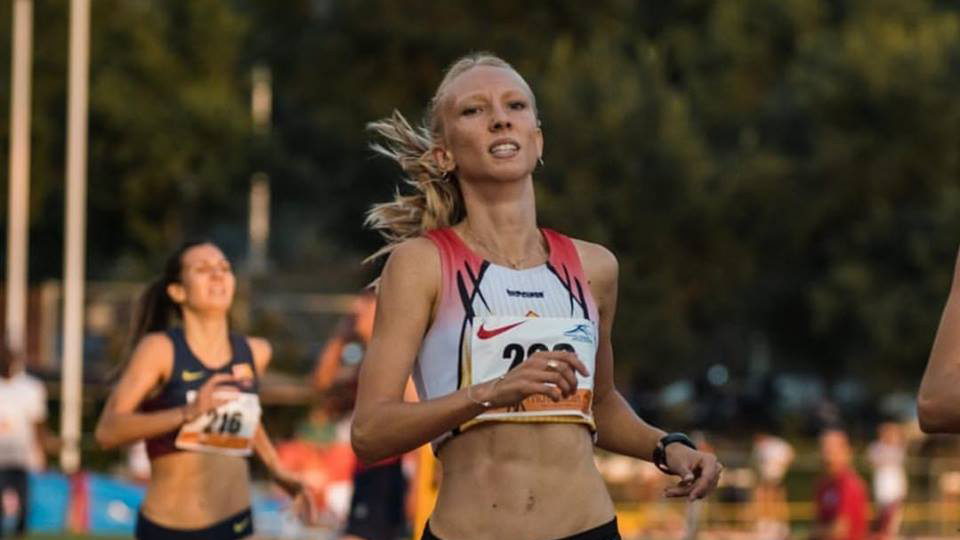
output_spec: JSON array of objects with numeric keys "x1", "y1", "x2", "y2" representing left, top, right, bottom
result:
[
  {"x1": 578, "y1": 241, "x2": 722, "y2": 500},
  {"x1": 246, "y1": 337, "x2": 314, "y2": 508}
]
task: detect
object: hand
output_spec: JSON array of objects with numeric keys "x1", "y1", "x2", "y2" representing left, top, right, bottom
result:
[
  {"x1": 477, "y1": 351, "x2": 590, "y2": 407},
  {"x1": 183, "y1": 373, "x2": 237, "y2": 422},
  {"x1": 662, "y1": 445, "x2": 723, "y2": 501},
  {"x1": 272, "y1": 468, "x2": 320, "y2": 525}
]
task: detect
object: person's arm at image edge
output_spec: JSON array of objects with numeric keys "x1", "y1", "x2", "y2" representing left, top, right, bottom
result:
[{"x1": 918, "y1": 247, "x2": 960, "y2": 432}]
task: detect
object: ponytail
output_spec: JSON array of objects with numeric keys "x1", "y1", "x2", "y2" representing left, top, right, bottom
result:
[
  {"x1": 364, "y1": 110, "x2": 465, "y2": 263},
  {"x1": 128, "y1": 278, "x2": 179, "y2": 350},
  {"x1": 113, "y1": 240, "x2": 211, "y2": 379}
]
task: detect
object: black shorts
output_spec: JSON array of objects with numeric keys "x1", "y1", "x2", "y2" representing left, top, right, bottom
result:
[
  {"x1": 421, "y1": 517, "x2": 620, "y2": 540},
  {"x1": 344, "y1": 461, "x2": 408, "y2": 540},
  {"x1": 135, "y1": 508, "x2": 253, "y2": 540},
  {"x1": 0, "y1": 467, "x2": 28, "y2": 536}
]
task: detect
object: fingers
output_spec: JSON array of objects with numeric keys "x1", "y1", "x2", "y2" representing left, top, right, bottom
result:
[
  {"x1": 541, "y1": 370, "x2": 576, "y2": 398},
  {"x1": 195, "y1": 374, "x2": 239, "y2": 412},
  {"x1": 664, "y1": 467, "x2": 696, "y2": 498},
  {"x1": 494, "y1": 350, "x2": 590, "y2": 405},
  {"x1": 663, "y1": 455, "x2": 724, "y2": 501},
  {"x1": 534, "y1": 353, "x2": 584, "y2": 392},
  {"x1": 204, "y1": 373, "x2": 236, "y2": 389},
  {"x1": 688, "y1": 459, "x2": 723, "y2": 500}
]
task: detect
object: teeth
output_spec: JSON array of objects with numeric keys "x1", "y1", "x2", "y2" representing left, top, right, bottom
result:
[{"x1": 490, "y1": 143, "x2": 519, "y2": 155}]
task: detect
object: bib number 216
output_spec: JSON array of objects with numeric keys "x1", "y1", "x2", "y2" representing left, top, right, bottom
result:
[{"x1": 202, "y1": 410, "x2": 242, "y2": 435}]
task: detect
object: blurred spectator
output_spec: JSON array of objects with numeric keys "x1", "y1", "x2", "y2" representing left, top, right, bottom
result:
[
  {"x1": 866, "y1": 422, "x2": 907, "y2": 540},
  {"x1": 125, "y1": 440, "x2": 152, "y2": 483},
  {"x1": 311, "y1": 290, "x2": 412, "y2": 540},
  {"x1": 277, "y1": 390, "x2": 356, "y2": 528},
  {"x1": 0, "y1": 345, "x2": 56, "y2": 538},
  {"x1": 752, "y1": 431, "x2": 794, "y2": 540},
  {"x1": 812, "y1": 429, "x2": 868, "y2": 540}
]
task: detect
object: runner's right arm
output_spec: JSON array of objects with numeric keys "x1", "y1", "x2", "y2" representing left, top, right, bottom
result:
[
  {"x1": 918, "y1": 246, "x2": 960, "y2": 433},
  {"x1": 95, "y1": 333, "x2": 233, "y2": 449}
]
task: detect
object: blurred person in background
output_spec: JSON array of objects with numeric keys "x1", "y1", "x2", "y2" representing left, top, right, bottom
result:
[
  {"x1": 866, "y1": 422, "x2": 906, "y2": 540},
  {"x1": 811, "y1": 429, "x2": 868, "y2": 540},
  {"x1": 351, "y1": 52, "x2": 722, "y2": 540},
  {"x1": 919, "y1": 247, "x2": 960, "y2": 433},
  {"x1": 313, "y1": 290, "x2": 412, "y2": 540},
  {"x1": 0, "y1": 345, "x2": 57, "y2": 538},
  {"x1": 94, "y1": 240, "x2": 314, "y2": 540},
  {"x1": 752, "y1": 430, "x2": 794, "y2": 540}
]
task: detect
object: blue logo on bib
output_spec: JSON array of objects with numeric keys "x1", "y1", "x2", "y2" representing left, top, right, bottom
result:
[{"x1": 564, "y1": 324, "x2": 594, "y2": 344}]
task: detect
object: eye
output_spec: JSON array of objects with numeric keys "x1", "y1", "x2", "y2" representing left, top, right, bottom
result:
[
  {"x1": 461, "y1": 106, "x2": 480, "y2": 116},
  {"x1": 509, "y1": 101, "x2": 527, "y2": 111}
]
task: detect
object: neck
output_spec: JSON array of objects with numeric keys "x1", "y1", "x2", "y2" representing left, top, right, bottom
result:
[
  {"x1": 456, "y1": 175, "x2": 543, "y2": 269},
  {"x1": 181, "y1": 311, "x2": 232, "y2": 364}
]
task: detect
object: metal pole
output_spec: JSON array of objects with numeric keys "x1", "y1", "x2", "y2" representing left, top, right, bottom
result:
[
  {"x1": 248, "y1": 172, "x2": 270, "y2": 274},
  {"x1": 248, "y1": 66, "x2": 271, "y2": 275},
  {"x1": 60, "y1": 0, "x2": 90, "y2": 474},
  {"x1": 5, "y1": 0, "x2": 33, "y2": 354}
]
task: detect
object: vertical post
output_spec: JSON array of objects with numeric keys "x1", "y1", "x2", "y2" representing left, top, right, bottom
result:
[
  {"x1": 5, "y1": 0, "x2": 33, "y2": 354},
  {"x1": 248, "y1": 172, "x2": 270, "y2": 275},
  {"x1": 248, "y1": 66, "x2": 271, "y2": 276},
  {"x1": 38, "y1": 281, "x2": 60, "y2": 370},
  {"x1": 60, "y1": 0, "x2": 91, "y2": 474}
]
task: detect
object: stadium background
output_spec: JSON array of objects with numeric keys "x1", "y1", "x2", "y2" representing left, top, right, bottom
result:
[{"x1": 1, "y1": 1, "x2": 960, "y2": 538}]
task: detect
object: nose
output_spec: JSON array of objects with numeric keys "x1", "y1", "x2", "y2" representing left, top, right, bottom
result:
[{"x1": 489, "y1": 104, "x2": 512, "y2": 132}]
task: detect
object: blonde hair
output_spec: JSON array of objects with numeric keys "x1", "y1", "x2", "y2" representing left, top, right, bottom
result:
[{"x1": 364, "y1": 52, "x2": 536, "y2": 262}]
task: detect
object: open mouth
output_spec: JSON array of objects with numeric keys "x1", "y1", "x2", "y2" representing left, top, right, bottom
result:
[{"x1": 489, "y1": 140, "x2": 520, "y2": 157}]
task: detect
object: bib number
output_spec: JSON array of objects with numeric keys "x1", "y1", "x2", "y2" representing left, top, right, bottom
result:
[
  {"x1": 470, "y1": 316, "x2": 596, "y2": 421},
  {"x1": 175, "y1": 391, "x2": 261, "y2": 456}
]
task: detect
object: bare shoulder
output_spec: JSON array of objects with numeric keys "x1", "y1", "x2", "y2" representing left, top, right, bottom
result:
[
  {"x1": 570, "y1": 238, "x2": 619, "y2": 288},
  {"x1": 380, "y1": 236, "x2": 441, "y2": 293},
  {"x1": 126, "y1": 331, "x2": 175, "y2": 379},
  {"x1": 133, "y1": 331, "x2": 174, "y2": 360},
  {"x1": 246, "y1": 336, "x2": 273, "y2": 373}
]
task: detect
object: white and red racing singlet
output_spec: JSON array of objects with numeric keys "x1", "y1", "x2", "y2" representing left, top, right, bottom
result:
[{"x1": 415, "y1": 227, "x2": 600, "y2": 451}]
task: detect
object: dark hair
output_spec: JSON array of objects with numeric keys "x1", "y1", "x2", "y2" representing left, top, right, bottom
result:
[
  {"x1": 0, "y1": 342, "x2": 13, "y2": 378},
  {"x1": 129, "y1": 240, "x2": 216, "y2": 349}
]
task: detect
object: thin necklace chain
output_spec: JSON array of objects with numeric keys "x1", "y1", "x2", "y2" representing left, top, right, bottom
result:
[{"x1": 462, "y1": 223, "x2": 546, "y2": 269}]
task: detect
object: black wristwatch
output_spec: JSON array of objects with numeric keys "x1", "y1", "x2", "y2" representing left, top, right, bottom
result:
[{"x1": 653, "y1": 432, "x2": 697, "y2": 475}]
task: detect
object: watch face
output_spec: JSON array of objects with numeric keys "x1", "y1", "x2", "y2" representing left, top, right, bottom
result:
[{"x1": 341, "y1": 342, "x2": 364, "y2": 365}]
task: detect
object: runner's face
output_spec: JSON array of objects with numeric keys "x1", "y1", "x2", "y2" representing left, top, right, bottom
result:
[
  {"x1": 437, "y1": 66, "x2": 542, "y2": 184},
  {"x1": 172, "y1": 244, "x2": 235, "y2": 314}
]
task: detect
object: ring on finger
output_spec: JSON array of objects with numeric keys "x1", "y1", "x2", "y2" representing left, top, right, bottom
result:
[{"x1": 546, "y1": 360, "x2": 559, "y2": 371}]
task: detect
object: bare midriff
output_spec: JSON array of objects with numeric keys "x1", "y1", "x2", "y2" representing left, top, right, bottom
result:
[
  {"x1": 431, "y1": 422, "x2": 616, "y2": 540},
  {"x1": 140, "y1": 452, "x2": 251, "y2": 528}
]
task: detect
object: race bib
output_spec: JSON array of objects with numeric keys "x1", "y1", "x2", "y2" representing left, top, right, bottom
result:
[
  {"x1": 468, "y1": 316, "x2": 597, "y2": 424},
  {"x1": 175, "y1": 390, "x2": 261, "y2": 456}
]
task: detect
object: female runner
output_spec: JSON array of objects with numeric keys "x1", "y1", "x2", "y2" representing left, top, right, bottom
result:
[{"x1": 352, "y1": 53, "x2": 723, "y2": 540}]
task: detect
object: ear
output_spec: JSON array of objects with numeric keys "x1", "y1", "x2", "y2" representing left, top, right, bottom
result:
[
  {"x1": 432, "y1": 146, "x2": 456, "y2": 175},
  {"x1": 166, "y1": 282, "x2": 186, "y2": 305},
  {"x1": 535, "y1": 123, "x2": 544, "y2": 162}
]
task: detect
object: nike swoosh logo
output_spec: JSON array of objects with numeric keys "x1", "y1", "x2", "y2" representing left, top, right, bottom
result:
[
  {"x1": 181, "y1": 370, "x2": 204, "y2": 382},
  {"x1": 233, "y1": 517, "x2": 250, "y2": 533},
  {"x1": 476, "y1": 320, "x2": 527, "y2": 340}
]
